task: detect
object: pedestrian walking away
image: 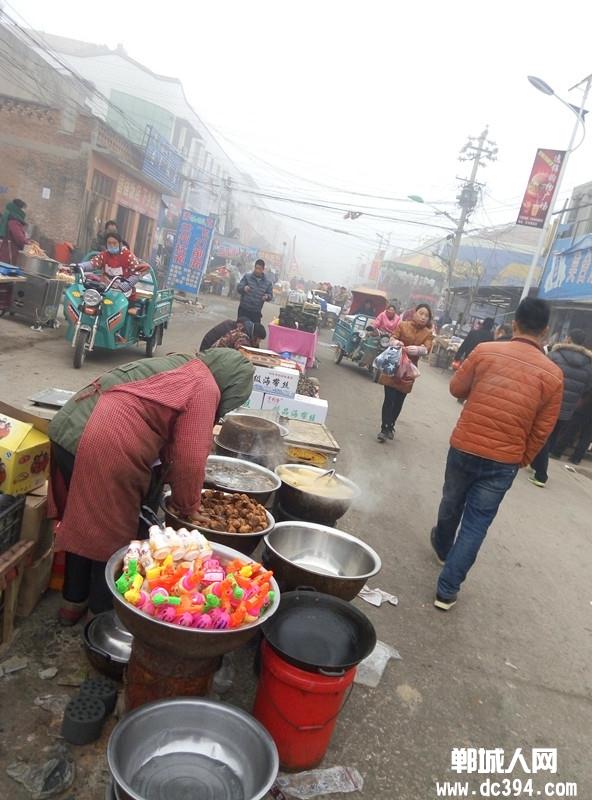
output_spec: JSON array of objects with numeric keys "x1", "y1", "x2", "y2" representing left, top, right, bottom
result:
[
  {"x1": 530, "y1": 328, "x2": 592, "y2": 486},
  {"x1": 236, "y1": 258, "x2": 273, "y2": 324},
  {"x1": 430, "y1": 298, "x2": 563, "y2": 611},
  {"x1": 455, "y1": 317, "x2": 495, "y2": 362},
  {"x1": 376, "y1": 303, "x2": 433, "y2": 443},
  {"x1": 551, "y1": 389, "x2": 592, "y2": 465},
  {"x1": 0, "y1": 197, "x2": 28, "y2": 265}
]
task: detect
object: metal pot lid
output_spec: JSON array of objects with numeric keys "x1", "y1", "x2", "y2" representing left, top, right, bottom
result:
[{"x1": 85, "y1": 611, "x2": 133, "y2": 664}]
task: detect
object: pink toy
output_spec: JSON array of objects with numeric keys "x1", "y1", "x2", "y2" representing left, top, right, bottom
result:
[
  {"x1": 156, "y1": 606, "x2": 177, "y2": 623},
  {"x1": 142, "y1": 601, "x2": 156, "y2": 617},
  {"x1": 192, "y1": 592, "x2": 205, "y2": 606},
  {"x1": 203, "y1": 559, "x2": 225, "y2": 583},
  {"x1": 136, "y1": 590, "x2": 150, "y2": 609},
  {"x1": 151, "y1": 587, "x2": 168, "y2": 600},
  {"x1": 176, "y1": 612, "x2": 194, "y2": 627},
  {"x1": 194, "y1": 613, "x2": 213, "y2": 629},
  {"x1": 212, "y1": 610, "x2": 230, "y2": 629}
]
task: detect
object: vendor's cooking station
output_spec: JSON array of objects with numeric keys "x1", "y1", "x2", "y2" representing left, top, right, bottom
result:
[
  {"x1": 1, "y1": 328, "x2": 387, "y2": 800},
  {"x1": 8, "y1": 250, "x2": 69, "y2": 328}
]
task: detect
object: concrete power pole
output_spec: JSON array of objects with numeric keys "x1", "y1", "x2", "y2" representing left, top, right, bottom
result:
[{"x1": 444, "y1": 127, "x2": 498, "y2": 311}]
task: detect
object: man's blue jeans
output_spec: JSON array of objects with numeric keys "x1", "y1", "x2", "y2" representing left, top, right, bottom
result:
[{"x1": 433, "y1": 448, "x2": 519, "y2": 599}]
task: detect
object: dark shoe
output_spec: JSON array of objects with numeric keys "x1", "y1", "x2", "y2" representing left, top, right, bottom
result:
[
  {"x1": 430, "y1": 527, "x2": 445, "y2": 566},
  {"x1": 377, "y1": 431, "x2": 387, "y2": 443},
  {"x1": 434, "y1": 593, "x2": 457, "y2": 611},
  {"x1": 385, "y1": 429, "x2": 394, "y2": 440},
  {"x1": 549, "y1": 452, "x2": 562, "y2": 460},
  {"x1": 569, "y1": 458, "x2": 582, "y2": 465}
]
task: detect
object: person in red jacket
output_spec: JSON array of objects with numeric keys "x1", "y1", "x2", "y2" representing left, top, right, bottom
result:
[
  {"x1": 79, "y1": 232, "x2": 148, "y2": 297},
  {"x1": 0, "y1": 198, "x2": 28, "y2": 265},
  {"x1": 430, "y1": 298, "x2": 563, "y2": 611}
]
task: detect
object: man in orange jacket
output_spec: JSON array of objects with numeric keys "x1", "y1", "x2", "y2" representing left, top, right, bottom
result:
[{"x1": 430, "y1": 298, "x2": 563, "y2": 611}]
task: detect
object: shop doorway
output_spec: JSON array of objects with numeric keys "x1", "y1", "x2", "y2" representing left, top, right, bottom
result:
[
  {"x1": 116, "y1": 206, "x2": 133, "y2": 248},
  {"x1": 135, "y1": 214, "x2": 155, "y2": 261}
]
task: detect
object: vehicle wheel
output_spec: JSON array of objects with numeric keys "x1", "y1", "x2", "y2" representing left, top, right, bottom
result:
[
  {"x1": 73, "y1": 329, "x2": 89, "y2": 369},
  {"x1": 156, "y1": 324, "x2": 164, "y2": 345},
  {"x1": 145, "y1": 328, "x2": 159, "y2": 357},
  {"x1": 0, "y1": 310, "x2": 5, "y2": 318},
  {"x1": 334, "y1": 347, "x2": 344, "y2": 364}
]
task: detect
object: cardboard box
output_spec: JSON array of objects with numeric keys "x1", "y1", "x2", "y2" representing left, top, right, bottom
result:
[
  {"x1": 241, "y1": 390, "x2": 265, "y2": 410},
  {"x1": 276, "y1": 394, "x2": 328, "y2": 424},
  {"x1": 19, "y1": 483, "x2": 50, "y2": 560},
  {"x1": 261, "y1": 393, "x2": 282, "y2": 411},
  {"x1": 252, "y1": 365, "x2": 299, "y2": 398},
  {"x1": 0, "y1": 407, "x2": 50, "y2": 495},
  {"x1": 16, "y1": 526, "x2": 53, "y2": 617},
  {"x1": 285, "y1": 354, "x2": 308, "y2": 373}
]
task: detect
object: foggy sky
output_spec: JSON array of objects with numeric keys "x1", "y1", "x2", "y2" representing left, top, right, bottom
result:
[{"x1": 8, "y1": 0, "x2": 592, "y2": 282}]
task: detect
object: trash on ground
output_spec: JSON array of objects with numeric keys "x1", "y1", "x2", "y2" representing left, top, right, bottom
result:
[
  {"x1": 0, "y1": 655, "x2": 29, "y2": 676},
  {"x1": 39, "y1": 667, "x2": 58, "y2": 680},
  {"x1": 358, "y1": 584, "x2": 399, "y2": 607},
  {"x1": 273, "y1": 766, "x2": 364, "y2": 799},
  {"x1": 6, "y1": 743, "x2": 75, "y2": 799},
  {"x1": 355, "y1": 640, "x2": 401, "y2": 688},
  {"x1": 34, "y1": 694, "x2": 72, "y2": 717},
  {"x1": 504, "y1": 660, "x2": 519, "y2": 670}
]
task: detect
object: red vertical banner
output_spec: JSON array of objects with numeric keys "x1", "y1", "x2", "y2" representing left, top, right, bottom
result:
[
  {"x1": 368, "y1": 250, "x2": 385, "y2": 281},
  {"x1": 516, "y1": 148, "x2": 565, "y2": 228}
]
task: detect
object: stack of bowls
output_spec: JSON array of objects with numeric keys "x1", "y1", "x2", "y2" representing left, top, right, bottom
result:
[{"x1": 214, "y1": 414, "x2": 287, "y2": 469}]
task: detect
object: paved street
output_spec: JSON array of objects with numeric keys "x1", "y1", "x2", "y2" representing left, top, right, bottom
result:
[{"x1": 1, "y1": 298, "x2": 592, "y2": 799}]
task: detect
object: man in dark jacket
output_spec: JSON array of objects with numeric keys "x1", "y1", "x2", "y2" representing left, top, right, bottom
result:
[
  {"x1": 530, "y1": 329, "x2": 592, "y2": 485},
  {"x1": 236, "y1": 259, "x2": 273, "y2": 323},
  {"x1": 456, "y1": 317, "x2": 495, "y2": 361}
]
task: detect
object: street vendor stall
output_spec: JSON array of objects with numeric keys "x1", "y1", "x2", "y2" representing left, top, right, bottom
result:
[
  {"x1": 268, "y1": 323, "x2": 318, "y2": 368},
  {"x1": 0, "y1": 270, "x2": 26, "y2": 316}
]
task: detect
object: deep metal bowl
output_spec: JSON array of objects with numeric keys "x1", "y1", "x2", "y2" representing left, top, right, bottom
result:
[
  {"x1": 83, "y1": 611, "x2": 133, "y2": 680},
  {"x1": 275, "y1": 464, "x2": 359, "y2": 525},
  {"x1": 205, "y1": 455, "x2": 281, "y2": 504},
  {"x1": 108, "y1": 698, "x2": 279, "y2": 800},
  {"x1": 161, "y1": 489, "x2": 275, "y2": 556},
  {"x1": 105, "y1": 545, "x2": 279, "y2": 660},
  {"x1": 263, "y1": 522, "x2": 381, "y2": 601}
]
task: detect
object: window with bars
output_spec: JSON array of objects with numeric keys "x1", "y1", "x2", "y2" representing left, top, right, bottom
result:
[{"x1": 91, "y1": 170, "x2": 115, "y2": 200}]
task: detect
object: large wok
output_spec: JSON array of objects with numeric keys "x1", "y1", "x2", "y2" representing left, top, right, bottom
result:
[
  {"x1": 275, "y1": 464, "x2": 359, "y2": 525},
  {"x1": 106, "y1": 544, "x2": 280, "y2": 660},
  {"x1": 261, "y1": 589, "x2": 376, "y2": 674}
]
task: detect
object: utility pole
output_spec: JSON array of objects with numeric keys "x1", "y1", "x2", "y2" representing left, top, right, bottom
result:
[
  {"x1": 443, "y1": 127, "x2": 498, "y2": 312},
  {"x1": 223, "y1": 176, "x2": 234, "y2": 237}
]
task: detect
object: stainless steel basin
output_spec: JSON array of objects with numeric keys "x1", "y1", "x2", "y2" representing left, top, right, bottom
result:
[
  {"x1": 106, "y1": 544, "x2": 279, "y2": 660},
  {"x1": 108, "y1": 698, "x2": 279, "y2": 800},
  {"x1": 263, "y1": 522, "x2": 381, "y2": 601}
]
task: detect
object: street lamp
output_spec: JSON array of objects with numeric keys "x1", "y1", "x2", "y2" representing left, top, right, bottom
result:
[{"x1": 520, "y1": 73, "x2": 592, "y2": 299}]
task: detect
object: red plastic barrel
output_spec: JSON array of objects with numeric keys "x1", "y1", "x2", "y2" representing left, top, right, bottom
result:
[{"x1": 253, "y1": 640, "x2": 356, "y2": 770}]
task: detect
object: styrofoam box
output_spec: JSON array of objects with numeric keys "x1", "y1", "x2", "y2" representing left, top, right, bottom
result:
[{"x1": 252, "y1": 365, "x2": 299, "y2": 398}]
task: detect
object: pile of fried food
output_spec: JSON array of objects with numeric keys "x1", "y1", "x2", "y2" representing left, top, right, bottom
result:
[
  {"x1": 23, "y1": 241, "x2": 49, "y2": 258},
  {"x1": 188, "y1": 490, "x2": 269, "y2": 533}
]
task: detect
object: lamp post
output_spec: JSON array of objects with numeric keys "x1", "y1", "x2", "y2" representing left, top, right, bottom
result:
[{"x1": 520, "y1": 73, "x2": 592, "y2": 300}]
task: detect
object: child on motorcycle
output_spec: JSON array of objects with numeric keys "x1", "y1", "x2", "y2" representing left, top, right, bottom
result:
[{"x1": 78, "y1": 232, "x2": 148, "y2": 297}]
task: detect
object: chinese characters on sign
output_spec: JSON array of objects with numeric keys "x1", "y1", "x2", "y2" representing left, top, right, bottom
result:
[
  {"x1": 451, "y1": 747, "x2": 557, "y2": 775},
  {"x1": 516, "y1": 149, "x2": 565, "y2": 229},
  {"x1": 540, "y1": 238, "x2": 592, "y2": 300},
  {"x1": 115, "y1": 175, "x2": 159, "y2": 218},
  {"x1": 142, "y1": 126, "x2": 184, "y2": 194},
  {"x1": 166, "y1": 209, "x2": 216, "y2": 295}
]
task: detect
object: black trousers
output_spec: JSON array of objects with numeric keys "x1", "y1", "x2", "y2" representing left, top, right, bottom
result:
[
  {"x1": 531, "y1": 420, "x2": 566, "y2": 483},
  {"x1": 55, "y1": 443, "x2": 163, "y2": 614},
  {"x1": 381, "y1": 386, "x2": 407, "y2": 432},
  {"x1": 552, "y1": 410, "x2": 592, "y2": 463},
  {"x1": 237, "y1": 303, "x2": 262, "y2": 324}
]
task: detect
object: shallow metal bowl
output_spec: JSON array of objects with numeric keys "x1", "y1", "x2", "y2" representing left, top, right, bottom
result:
[
  {"x1": 106, "y1": 545, "x2": 279, "y2": 660},
  {"x1": 263, "y1": 522, "x2": 381, "y2": 601},
  {"x1": 275, "y1": 464, "x2": 360, "y2": 524},
  {"x1": 108, "y1": 698, "x2": 278, "y2": 800},
  {"x1": 161, "y1": 489, "x2": 275, "y2": 556},
  {"x1": 205, "y1": 455, "x2": 281, "y2": 504}
]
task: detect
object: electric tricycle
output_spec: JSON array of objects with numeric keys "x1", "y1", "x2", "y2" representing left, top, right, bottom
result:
[
  {"x1": 332, "y1": 288, "x2": 390, "y2": 372},
  {"x1": 63, "y1": 265, "x2": 173, "y2": 368}
]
